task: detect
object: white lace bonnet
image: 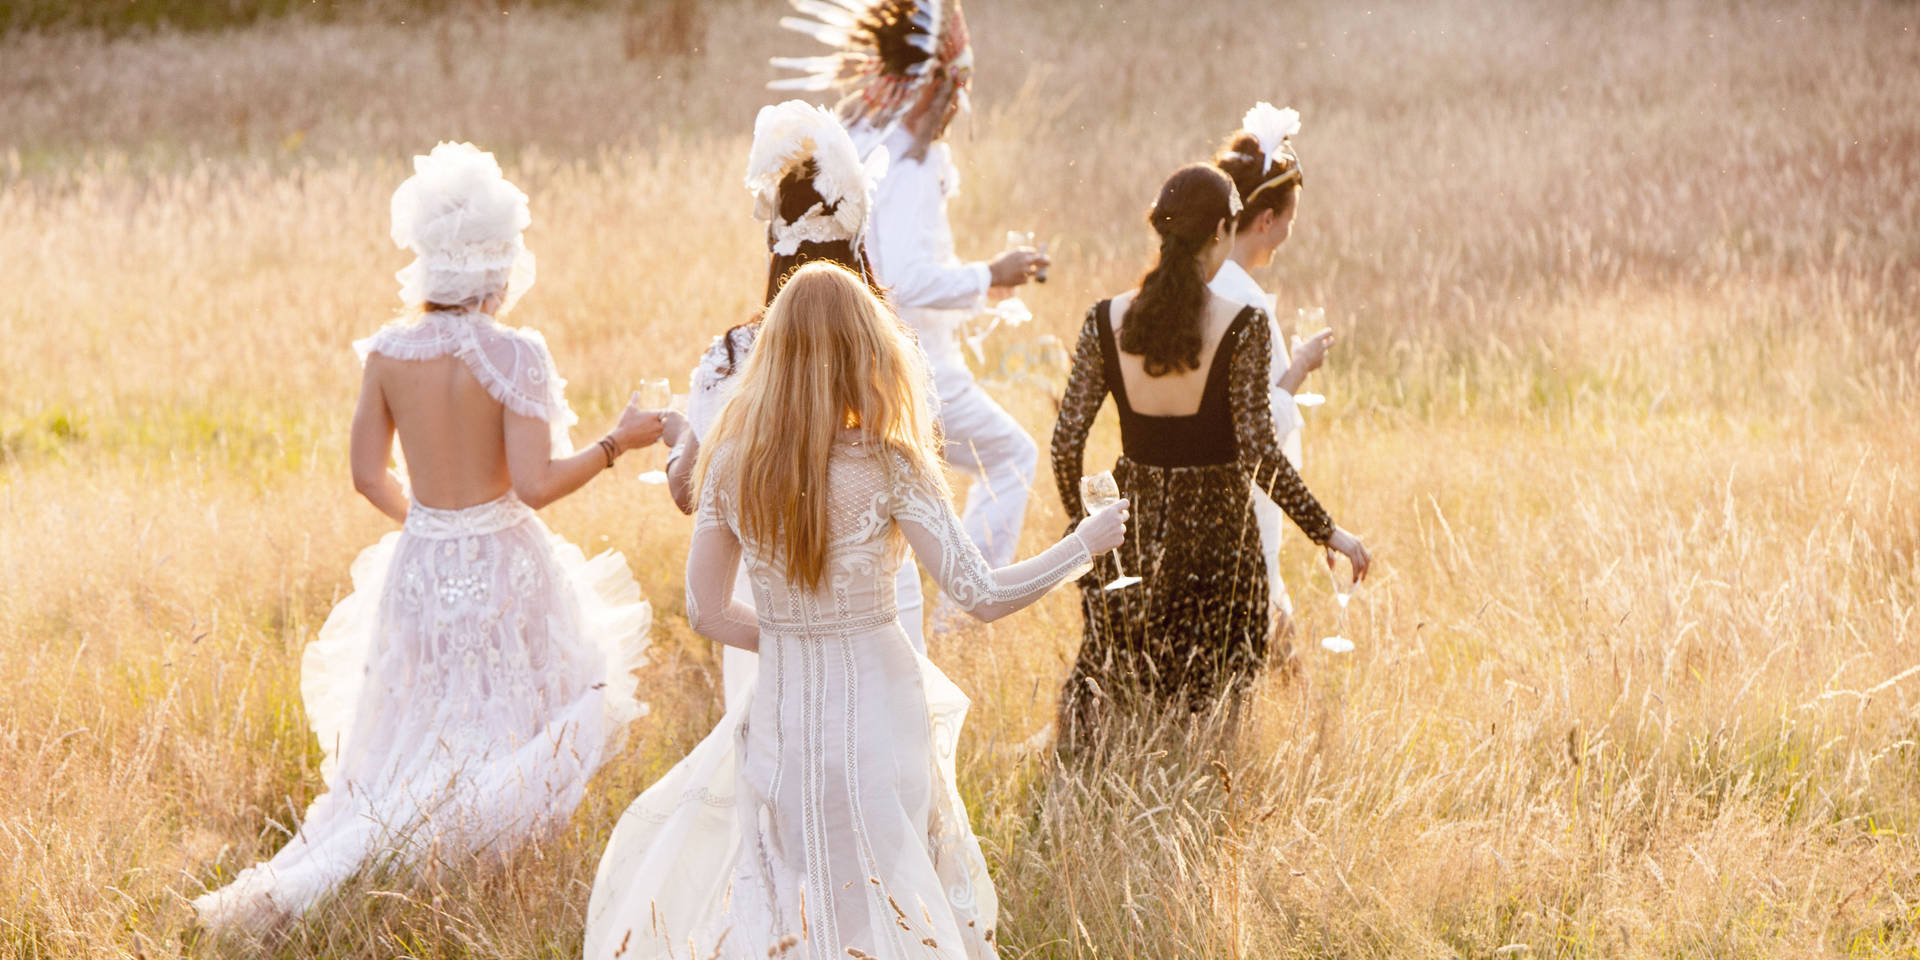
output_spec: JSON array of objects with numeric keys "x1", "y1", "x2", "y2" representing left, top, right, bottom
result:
[
  {"x1": 390, "y1": 142, "x2": 537, "y2": 313},
  {"x1": 746, "y1": 100, "x2": 890, "y2": 257}
]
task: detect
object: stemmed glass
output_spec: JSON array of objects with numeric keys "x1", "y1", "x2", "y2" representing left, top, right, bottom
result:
[
  {"x1": 634, "y1": 378, "x2": 672, "y2": 484},
  {"x1": 1079, "y1": 470, "x2": 1140, "y2": 591},
  {"x1": 1292, "y1": 306, "x2": 1328, "y2": 408},
  {"x1": 1319, "y1": 547, "x2": 1356, "y2": 653}
]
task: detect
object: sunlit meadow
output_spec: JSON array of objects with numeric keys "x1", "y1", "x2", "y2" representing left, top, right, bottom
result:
[{"x1": 2, "y1": 0, "x2": 1917, "y2": 956}]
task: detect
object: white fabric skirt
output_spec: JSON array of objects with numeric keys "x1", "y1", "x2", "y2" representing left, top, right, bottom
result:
[
  {"x1": 193, "y1": 494, "x2": 650, "y2": 930},
  {"x1": 584, "y1": 623, "x2": 997, "y2": 960}
]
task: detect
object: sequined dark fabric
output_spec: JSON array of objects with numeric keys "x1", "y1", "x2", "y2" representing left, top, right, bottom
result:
[{"x1": 1049, "y1": 300, "x2": 1334, "y2": 741}]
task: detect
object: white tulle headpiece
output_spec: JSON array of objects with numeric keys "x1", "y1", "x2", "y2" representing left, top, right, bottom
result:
[
  {"x1": 746, "y1": 100, "x2": 891, "y2": 257},
  {"x1": 1241, "y1": 102, "x2": 1302, "y2": 175},
  {"x1": 390, "y1": 142, "x2": 537, "y2": 313}
]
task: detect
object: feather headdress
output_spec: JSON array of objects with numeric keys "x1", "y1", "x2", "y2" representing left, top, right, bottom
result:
[
  {"x1": 746, "y1": 100, "x2": 890, "y2": 256},
  {"x1": 768, "y1": 0, "x2": 972, "y2": 131}
]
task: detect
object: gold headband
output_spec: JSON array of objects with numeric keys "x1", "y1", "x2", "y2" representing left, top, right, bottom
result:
[{"x1": 1243, "y1": 157, "x2": 1303, "y2": 207}]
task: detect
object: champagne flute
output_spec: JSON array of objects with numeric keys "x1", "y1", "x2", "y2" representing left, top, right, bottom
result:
[
  {"x1": 1319, "y1": 547, "x2": 1355, "y2": 653},
  {"x1": 635, "y1": 377, "x2": 672, "y2": 484},
  {"x1": 1005, "y1": 229, "x2": 1047, "y2": 283},
  {"x1": 1293, "y1": 306, "x2": 1329, "y2": 407},
  {"x1": 1079, "y1": 470, "x2": 1141, "y2": 591}
]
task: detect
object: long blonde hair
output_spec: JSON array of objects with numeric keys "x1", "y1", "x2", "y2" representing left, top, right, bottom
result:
[{"x1": 698, "y1": 261, "x2": 947, "y2": 590}]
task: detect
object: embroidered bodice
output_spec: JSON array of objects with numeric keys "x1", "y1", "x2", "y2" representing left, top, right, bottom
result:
[
  {"x1": 685, "y1": 439, "x2": 1091, "y2": 647},
  {"x1": 355, "y1": 309, "x2": 577, "y2": 456}
]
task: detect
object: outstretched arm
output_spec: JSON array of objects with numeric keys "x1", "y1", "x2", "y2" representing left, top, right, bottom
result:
[
  {"x1": 1049, "y1": 306, "x2": 1108, "y2": 527},
  {"x1": 890, "y1": 455, "x2": 1117, "y2": 623},
  {"x1": 684, "y1": 469, "x2": 758, "y2": 652},
  {"x1": 349, "y1": 360, "x2": 409, "y2": 523},
  {"x1": 505, "y1": 399, "x2": 663, "y2": 510},
  {"x1": 1230, "y1": 316, "x2": 1334, "y2": 545}
]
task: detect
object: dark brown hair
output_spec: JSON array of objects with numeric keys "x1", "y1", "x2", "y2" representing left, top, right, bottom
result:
[
  {"x1": 1214, "y1": 131, "x2": 1302, "y2": 231},
  {"x1": 761, "y1": 160, "x2": 879, "y2": 306},
  {"x1": 1121, "y1": 163, "x2": 1238, "y2": 377}
]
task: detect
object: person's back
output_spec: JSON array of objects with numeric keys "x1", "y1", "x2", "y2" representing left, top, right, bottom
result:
[
  {"x1": 193, "y1": 142, "x2": 661, "y2": 936},
  {"x1": 583, "y1": 263, "x2": 1125, "y2": 960},
  {"x1": 1048, "y1": 162, "x2": 1366, "y2": 748},
  {"x1": 1107, "y1": 289, "x2": 1245, "y2": 419},
  {"x1": 371, "y1": 344, "x2": 511, "y2": 509}
]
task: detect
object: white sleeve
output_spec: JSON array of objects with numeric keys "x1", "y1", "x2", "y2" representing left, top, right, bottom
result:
[
  {"x1": 888, "y1": 454, "x2": 1089, "y2": 622},
  {"x1": 868, "y1": 157, "x2": 992, "y2": 311},
  {"x1": 685, "y1": 458, "x2": 758, "y2": 652}
]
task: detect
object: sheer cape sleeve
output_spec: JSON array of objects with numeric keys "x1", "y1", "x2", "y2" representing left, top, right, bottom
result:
[
  {"x1": 1049, "y1": 304, "x2": 1108, "y2": 527},
  {"x1": 355, "y1": 313, "x2": 579, "y2": 456},
  {"x1": 887, "y1": 451, "x2": 1090, "y2": 622},
  {"x1": 684, "y1": 446, "x2": 759, "y2": 652},
  {"x1": 1231, "y1": 314, "x2": 1334, "y2": 545}
]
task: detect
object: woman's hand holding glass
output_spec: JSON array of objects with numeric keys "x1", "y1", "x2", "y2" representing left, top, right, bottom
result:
[
  {"x1": 1073, "y1": 497, "x2": 1130, "y2": 556},
  {"x1": 608, "y1": 394, "x2": 665, "y2": 454}
]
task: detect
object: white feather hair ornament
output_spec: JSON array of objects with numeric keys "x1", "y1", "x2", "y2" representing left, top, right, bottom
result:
[
  {"x1": 1240, "y1": 101, "x2": 1302, "y2": 174},
  {"x1": 746, "y1": 100, "x2": 890, "y2": 256}
]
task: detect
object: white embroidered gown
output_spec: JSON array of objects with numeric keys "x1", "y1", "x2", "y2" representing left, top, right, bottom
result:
[
  {"x1": 193, "y1": 310, "x2": 652, "y2": 929},
  {"x1": 686, "y1": 324, "x2": 929, "y2": 713},
  {"x1": 582, "y1": 438, "x2": 1093, "y2": 960}
]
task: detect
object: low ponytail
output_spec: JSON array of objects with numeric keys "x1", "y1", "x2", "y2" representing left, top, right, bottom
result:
[{"x1": 1120, "y1": 163, "x2": 1240, "y2": 377}]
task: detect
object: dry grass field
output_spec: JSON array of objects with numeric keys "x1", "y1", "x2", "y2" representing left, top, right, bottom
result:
[{"x1": 3, "y1": 0, "x2": 1919, "y2": 956}]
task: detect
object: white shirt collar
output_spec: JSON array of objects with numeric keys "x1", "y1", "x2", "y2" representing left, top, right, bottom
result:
[{"x1": 1208, "y1": 257, "x2": 1268, "y2": 310}]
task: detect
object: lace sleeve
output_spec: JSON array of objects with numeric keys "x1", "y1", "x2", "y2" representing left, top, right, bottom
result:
[
  {"x1": 466, "y1": 324, "x2": 579, "y2": 455},
  {"x1": 685, "y1": 449, "x2": 759, "y2": 652},
  {"x1": 1232, "y1": 315, "x2": 1334, "y2": 545},
  {"x1": 1048, "y1": 305, "x2": 1107, "y2": 526},
  {"x1": 888, "y1": 452, "x2": 1090, "y2": 623}
]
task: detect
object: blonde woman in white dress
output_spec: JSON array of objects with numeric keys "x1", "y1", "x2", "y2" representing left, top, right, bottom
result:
[
  {"x1": 193, "y1": 142, "x2": 658, "y2": 932},
  {"x1": 664, "y1": 101, "x2": 926, "y2": 713},
  {"x1": 584, "y1": 262, "x2": 1128, "y2": 960}
]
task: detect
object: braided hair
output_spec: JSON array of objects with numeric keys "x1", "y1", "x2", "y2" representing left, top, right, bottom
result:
[{"x1": 1121, "y1": 164, "x2": 1239, "y2": 377}]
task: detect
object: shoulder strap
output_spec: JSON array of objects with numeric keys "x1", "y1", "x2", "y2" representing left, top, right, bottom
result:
[
  {"x1": 1094, "y1": 299, "x2": 1130, "y2": 414},
  {"x1": 1200, "y1": 306, "x2": 1261, "y2": 411}
]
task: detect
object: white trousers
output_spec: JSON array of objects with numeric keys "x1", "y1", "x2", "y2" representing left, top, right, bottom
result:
[
  {"x1": 1254, "y1": 388, "x2": 1307, "y2": 615},
  {"x1": 936, "y1": 377, "x2": 1039, "y2": 569},
  {"x1": 721, "y1": 564, "x2": 924, "y2": 714}
]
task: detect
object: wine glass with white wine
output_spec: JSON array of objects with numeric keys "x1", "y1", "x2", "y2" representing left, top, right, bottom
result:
[
  {"x1": 1319, "y1": 547, "x2": 1356, "y2": 653},
  {"x1": 1079, "y1": 470, "x2": 1141, "y2": 591},
  {"x1": 635, "y1": 378, "x2": 672, "y2": 484}
]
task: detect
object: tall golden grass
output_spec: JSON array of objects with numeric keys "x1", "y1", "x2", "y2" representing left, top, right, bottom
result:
[{"x1": 2, "y1": 0, "x2": 1917, "y2": 956}]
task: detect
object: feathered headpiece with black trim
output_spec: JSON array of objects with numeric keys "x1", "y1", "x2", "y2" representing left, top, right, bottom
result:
[{"x1": 768, "y1": 0, "x2": 973, "y2": 132}]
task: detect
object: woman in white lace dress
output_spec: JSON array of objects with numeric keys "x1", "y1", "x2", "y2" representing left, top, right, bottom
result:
[
  {"x1": 665, "y1": 101, "x2": 927, "y2": 714},
  {"x1": 193, "y1": 143, "x2": 658, "y2": 932},
  {"x1": 583, "y1": 263, "x2": 1128, "y2": 960}
]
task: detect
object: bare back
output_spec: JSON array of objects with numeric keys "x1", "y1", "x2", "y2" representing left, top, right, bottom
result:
[
  {"x1": 352, "y1": 309, "x2": 579, "y2": 513},
  {"x1": 1106, "y1": 289, "x2": 1248, "y2": 416},
  {"x1": 367, "y1": 354, "x2": 514, "y2": 509}
]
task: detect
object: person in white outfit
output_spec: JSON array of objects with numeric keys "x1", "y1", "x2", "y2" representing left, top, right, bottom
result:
[
  {"x1": 664, "y1": 100, "x2": 927, "y2": 711},
  {"x1": 586, "y1": 263, "x2": 1127, "y2": 960},
  {"x1": 770, "y1": 0, "x2": 1050, "y2": 621},
  {"x1": 1208, "y1": 103, "x2": 1335, "y2": 644},
  {"x1": 193, "y1": 143, "x2": 657, "y2": 935}
]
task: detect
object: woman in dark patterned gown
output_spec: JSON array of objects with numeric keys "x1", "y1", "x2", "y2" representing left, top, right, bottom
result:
[{"x1": 1050, "y1": 164, "x2": 1371, "y2": 745}]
